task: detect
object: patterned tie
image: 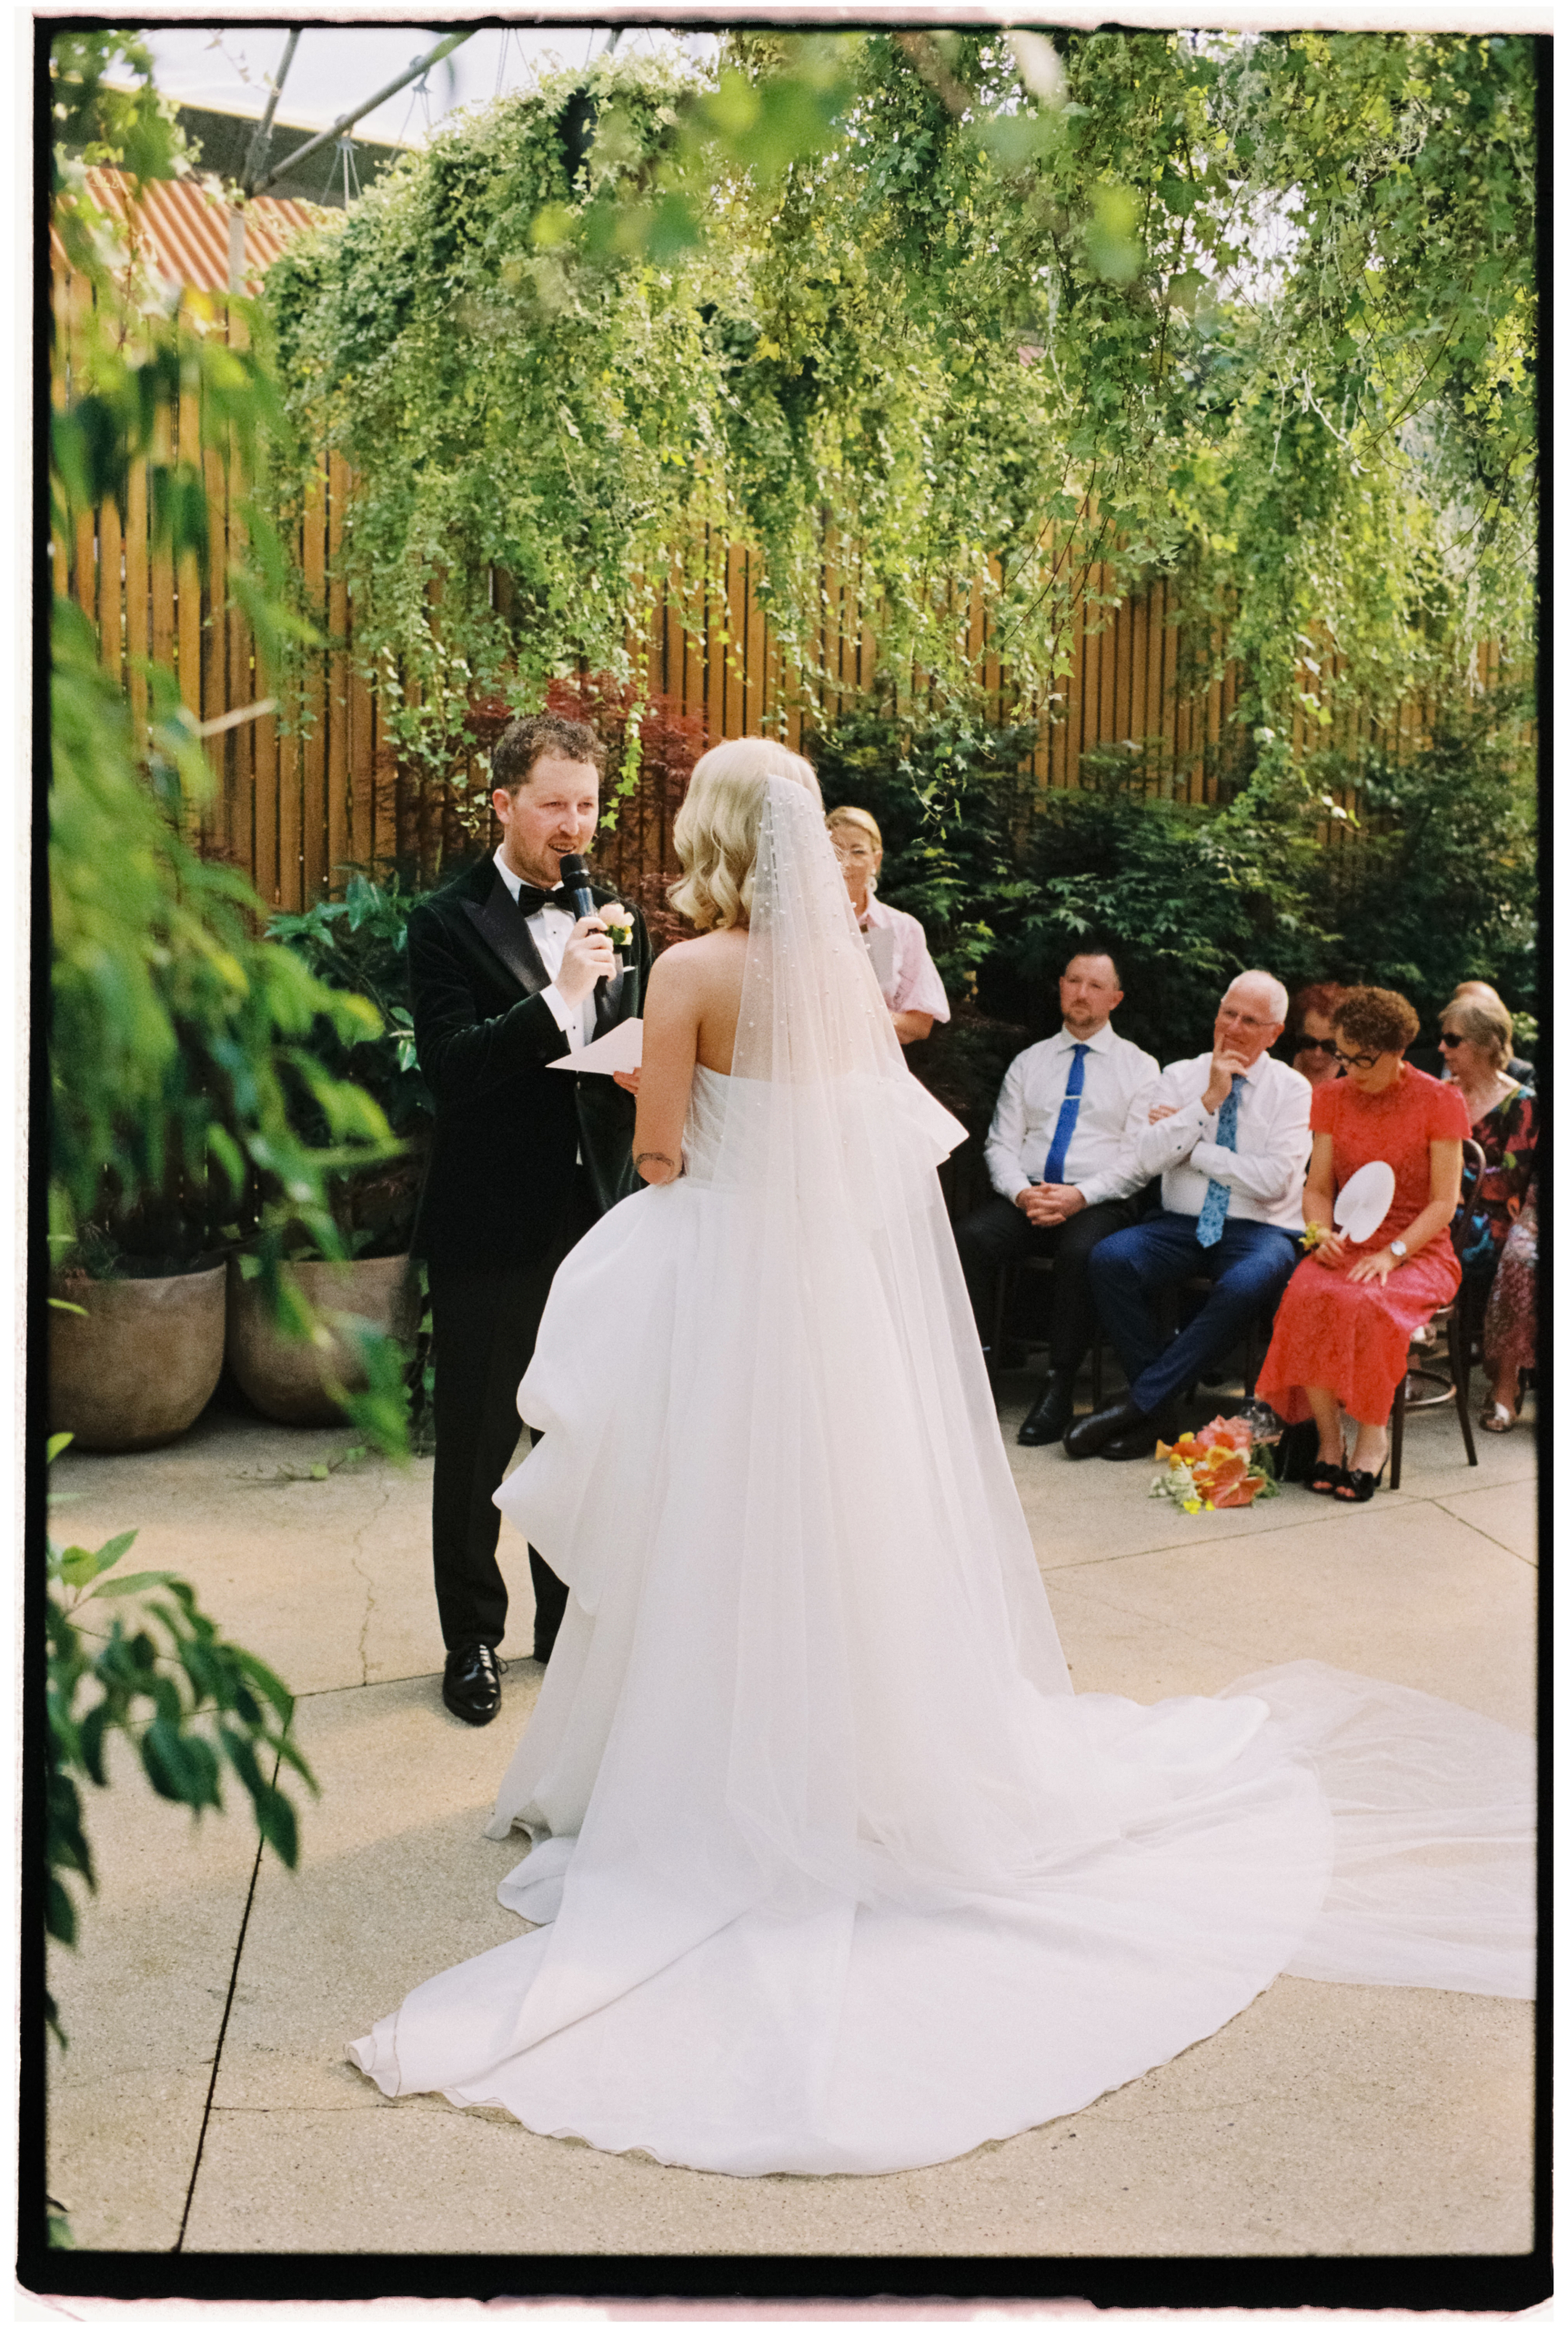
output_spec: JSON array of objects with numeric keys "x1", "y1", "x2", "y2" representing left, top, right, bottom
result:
[
  {"x1": 1195, "y1": 1073, "x2": 1247, "y2": 1248},
  {"x1": 1041, "y1": 1043, "x2": 1089, "y2": 1185}
]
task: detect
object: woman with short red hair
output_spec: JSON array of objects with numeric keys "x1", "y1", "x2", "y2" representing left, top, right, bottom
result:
[{"x1": 1256, "y1": 986, "x2": 1468, "y2": 1501}]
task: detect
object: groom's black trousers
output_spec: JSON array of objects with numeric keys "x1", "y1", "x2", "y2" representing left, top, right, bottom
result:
[{"x1": 427, "y1": 1169, "x2": 600, "y2": 1658}]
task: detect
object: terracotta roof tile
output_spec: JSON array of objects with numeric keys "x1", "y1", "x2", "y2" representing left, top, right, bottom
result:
[{"x1": 51, "y1": 166, "x2": 321, "y2": 293}]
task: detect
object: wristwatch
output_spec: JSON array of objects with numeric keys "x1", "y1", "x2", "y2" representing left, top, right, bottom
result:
[{"x1": 1389, "y1": 1239, "x2": 1408, "y2": 1262}]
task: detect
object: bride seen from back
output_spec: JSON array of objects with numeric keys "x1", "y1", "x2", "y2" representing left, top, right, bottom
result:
[
  {"x1": 348, "y1": 738, "x2": 1533, "y2": 2180},
  {"x1": 628, "y1": 737, "x2": 820, "y2": 1179}
]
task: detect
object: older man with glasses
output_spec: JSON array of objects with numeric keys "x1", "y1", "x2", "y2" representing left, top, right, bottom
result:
[{"x1": 1063, "y1": 972, "x2": 1312, "y2": 1461}]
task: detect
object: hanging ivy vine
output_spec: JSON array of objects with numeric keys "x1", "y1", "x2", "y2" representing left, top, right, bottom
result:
[{"x1": 262, "y1": 29, "x2": 1535, "y2": 791}]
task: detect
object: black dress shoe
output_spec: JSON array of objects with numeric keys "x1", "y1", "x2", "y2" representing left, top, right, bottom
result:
[
  {"x1": 1017, "y1": 1374, "x2": 1076, "y2": 1447},
  {"x1": 1101, "y1": 1410, "x2": 1179, "y2": 1461},
  {"x1": 442, "y1": 1643, "x2": 506, "y2": 1726},
  {"x1": 1061, "y1": 1395, "x2": 1142, "y2": 1460}
]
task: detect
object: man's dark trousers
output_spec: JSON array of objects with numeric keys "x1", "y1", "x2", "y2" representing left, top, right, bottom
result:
[
  {"x1": 957, "y1": 1194, "x2": 1138, "y2": 1376},
  {"x1": 1090, "y1": 1207, "x2": 1300, "y2": 1418},
  {"x1": 428, "y1": 1169, "x2": 599, "y2": 1659}
]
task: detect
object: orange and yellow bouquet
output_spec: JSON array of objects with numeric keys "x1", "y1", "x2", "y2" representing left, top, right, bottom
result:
[{"x1": 1150, "y1": 1415, "x2": 1281, "y2": 1514}]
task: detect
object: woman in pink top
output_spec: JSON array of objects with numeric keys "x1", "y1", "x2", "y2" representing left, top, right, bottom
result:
[{"x1": 826, "y1": 805, "x2": 950, "y2": 1046}]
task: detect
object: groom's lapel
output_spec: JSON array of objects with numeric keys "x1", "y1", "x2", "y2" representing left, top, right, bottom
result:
[{"x1": 461, "y1": 872, "x2": 548, "y2": 996}]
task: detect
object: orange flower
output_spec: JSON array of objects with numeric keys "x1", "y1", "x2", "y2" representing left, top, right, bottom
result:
[{"x1": 1212, "y1": 1474, "x2": 1266, "y2": 1508}]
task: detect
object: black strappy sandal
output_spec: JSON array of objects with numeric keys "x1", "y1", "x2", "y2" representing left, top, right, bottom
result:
[
  {"x1": 1335, "y1": 1462, "x2": 1387, "y2": 1504},
  {"x1": 1306, "y1": 1459, "x2": 1345, "y2": 1496}
]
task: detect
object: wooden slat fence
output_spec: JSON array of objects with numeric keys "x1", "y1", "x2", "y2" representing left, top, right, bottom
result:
[{"x1": 53, "y1": 243, "x2": 1495, "y2": 916}]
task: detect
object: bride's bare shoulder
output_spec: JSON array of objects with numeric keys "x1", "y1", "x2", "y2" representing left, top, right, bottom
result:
[{"x1": 648, "y1": 930, "x2": 748, "y2": 989}]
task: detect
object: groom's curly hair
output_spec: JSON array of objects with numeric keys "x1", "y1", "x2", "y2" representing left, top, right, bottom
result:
[{"x1": 492, "y1": 712, "x2": 606, "y2": 793}]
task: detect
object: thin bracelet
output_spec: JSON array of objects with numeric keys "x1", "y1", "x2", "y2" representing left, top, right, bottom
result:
[{"x1": 634, "y1": 1151, "x2": 682, "y2": 1178}]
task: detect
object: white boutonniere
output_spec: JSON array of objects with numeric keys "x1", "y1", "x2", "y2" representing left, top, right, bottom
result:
[{"x1": 600, "y1": 902, "x2": 635, "y2": 951}]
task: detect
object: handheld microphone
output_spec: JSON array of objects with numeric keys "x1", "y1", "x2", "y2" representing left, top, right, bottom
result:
[{"x1": 557, "y1": 852, "x2": 596, "y2": 923}]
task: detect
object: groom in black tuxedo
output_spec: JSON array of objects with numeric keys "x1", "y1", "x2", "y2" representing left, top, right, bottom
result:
[{"x1": 407, "y1": 712, "x2": 652, "y2": 1724}]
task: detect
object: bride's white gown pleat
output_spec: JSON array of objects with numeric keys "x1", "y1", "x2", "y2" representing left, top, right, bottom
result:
[{"x1": 350, "y1": 784, "x2": 1533, "y2": 2178}]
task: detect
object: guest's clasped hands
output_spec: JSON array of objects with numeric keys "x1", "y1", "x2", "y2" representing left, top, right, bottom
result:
[{"x1": 1015, "y1": 1183, "x2": 1087, "y2": 1225}]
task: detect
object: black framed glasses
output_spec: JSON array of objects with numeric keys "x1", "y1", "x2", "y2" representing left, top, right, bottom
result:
[
  {"x1": 1333, "y1": 1046, "x2": 1380, "y2": 1071},
  {"x1": 1294, "y1": 1036, "x2": 1340, "y2": 1055}
]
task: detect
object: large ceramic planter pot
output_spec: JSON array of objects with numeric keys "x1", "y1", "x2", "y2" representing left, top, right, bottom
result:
[
  {"x1": 49, "y1": 1262, "x2": 227, "y2": 1452},
  {"x1": 226, "y1": 1255, "x2": 418, "y2": 1427}
]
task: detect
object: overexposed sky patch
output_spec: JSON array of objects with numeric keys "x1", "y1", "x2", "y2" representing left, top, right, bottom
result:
[{"x1": 143, "y1": 25, "x2": 715, "y2": 147}]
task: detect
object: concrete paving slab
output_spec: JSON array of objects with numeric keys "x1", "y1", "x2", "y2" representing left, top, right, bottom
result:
[
  {"x1": 1000, "y1": 1403, "x2": 1535, "y2": 1574},
  {"x1": 1044, "y1": 1505, "x2": 1535, "y2": 1731},
  {"x1": 181, "y1": 1969, "x2": 1533, "y2": 2256},
  {"x1": 1435, "y1": 1478, "x2": 1539, "y2": 1566},
  {"x1": 202, "y1": 1673, "x2": 544, "y2": 2115},
  {"x1": 47, "y1": 1406, "x2": 1539, "y2": 2261},
  {"x1": 52, "y1": 1410, "x2": 539, "y2": 1694},
  {"x1": 46, "y1": 1729, "x2": 260, "y2": 2252}
]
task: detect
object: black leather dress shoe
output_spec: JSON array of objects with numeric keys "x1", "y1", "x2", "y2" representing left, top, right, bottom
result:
[
  {"x1": 1017, "y1": 1374, "x2": 1076, "y2": 1447},
  {"x1": 1101, "y1": 1410, "x2": 1178, "y2": 1461},
  {"x1": 1061, "y1": 1395, "x2": 1142, "y2": 1460},
  {"x1": 442, "y1": 1643, "x2": 506, "y2": 1726}
]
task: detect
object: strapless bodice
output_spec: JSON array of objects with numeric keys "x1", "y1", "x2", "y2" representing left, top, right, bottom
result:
[{"x1": 681, "y1": 1062, "x2": 732, "y2": 1184}]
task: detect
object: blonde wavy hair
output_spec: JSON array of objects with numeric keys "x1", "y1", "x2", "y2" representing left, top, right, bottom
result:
[{"x1": 668, "y1": 739, "x2": 821, "y2": 931}]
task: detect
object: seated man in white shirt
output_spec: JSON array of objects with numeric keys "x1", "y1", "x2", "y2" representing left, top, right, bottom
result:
[
  {"x1": 1063, "y1": 972, "x2": 1312, "y2": 1462},
  {"x1": 955, "y1": 950, "x2": 1161, "y2": 1447}
]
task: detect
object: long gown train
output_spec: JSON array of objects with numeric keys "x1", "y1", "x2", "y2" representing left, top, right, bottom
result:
[{"x1": 351, "y1": 784, "x2": 1533, "y2": 2178}]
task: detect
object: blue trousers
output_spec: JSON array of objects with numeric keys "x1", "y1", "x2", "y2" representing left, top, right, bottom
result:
[{"x1": 1089, "y1": 1208, "x2": 1301, "y2": 1418}]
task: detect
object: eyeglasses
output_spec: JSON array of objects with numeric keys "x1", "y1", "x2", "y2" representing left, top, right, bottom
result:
[
  {"x1": 1438, "y1": 1030, "x2": 1465, "y2": 1048},
  {"x1": 1333, "y1": 1047, "x2": 1381, "y2": 1071},
  {"x1": 1294, "y1": 1036, "x2": 1340, "y2": 1055},
  {"x1": 1217, "y1": 1010, "x2": 1273, "y2": 1033}
]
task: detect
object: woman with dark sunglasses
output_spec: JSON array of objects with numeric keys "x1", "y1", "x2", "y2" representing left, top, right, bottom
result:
[
  {"x1": 1283, "y1": 983, "x2": 1347, "y2": 1090},
  {"x1": 1440, "y1": 996, "x2": 1536, "y2": 1430},
  {"x1": 1255, "y1": 986, "x2": 1469, "y2": 1500}
]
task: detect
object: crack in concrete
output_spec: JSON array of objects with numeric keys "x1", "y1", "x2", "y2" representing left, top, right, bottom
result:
[
  {"x1": 344, "y1": 1480, "x2": 395, "y2": 1688},
  {"x1": 1432, "y1": 1497, "x2": 1537, "y2": 1567}
]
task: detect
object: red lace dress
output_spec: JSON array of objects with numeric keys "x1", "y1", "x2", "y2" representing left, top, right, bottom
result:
[{"x1": 1256, "y1": 1066, "x2": 1469, "y2": 1427}]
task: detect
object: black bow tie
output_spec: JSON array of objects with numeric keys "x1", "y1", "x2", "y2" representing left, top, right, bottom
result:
[{"x1": 512, "y1": 882, "x2": 578, "y2": 918}]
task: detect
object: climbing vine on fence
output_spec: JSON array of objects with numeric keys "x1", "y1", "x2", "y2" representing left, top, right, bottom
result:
[{"x1": 264, "y1": 30, "x2": 1534, "y2": 789}]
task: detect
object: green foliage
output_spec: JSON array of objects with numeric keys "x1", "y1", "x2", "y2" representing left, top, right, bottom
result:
[
  {"x1": 813, "y1": 695, "x2": 1533, "y2": 1070},
  {"x1": 49, "y1": 31, "x2": 412, "y2": 1453},
  {"x1": 268, "y1": 873, "x2": 433, "y2": 1254},
  {"x1": 1318, "y1": 688, "x2": 1536, "y2": 1020},
  {"x1": 262, "y1": 31, "x2": 1533, "y2": 815},
  {"x1": 45, "y1": 1438, "x2": 317, "y2": 2042}
]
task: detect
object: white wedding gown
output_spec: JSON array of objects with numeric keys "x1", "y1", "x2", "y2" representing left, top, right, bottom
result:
[{"x1": 350, "y1": 782, "x2": 1533, "y2": 2178}]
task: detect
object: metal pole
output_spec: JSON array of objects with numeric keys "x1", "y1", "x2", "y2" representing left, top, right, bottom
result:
[
  {"x1": 239, "y1": 27, "x2": 302, "y2": 198},
  {"x1": 251, "y1": 30, "x2": 476, "y2": 197}
]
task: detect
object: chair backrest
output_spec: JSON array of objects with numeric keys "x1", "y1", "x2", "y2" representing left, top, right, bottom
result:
[{"x1": 1451, "y1": 1135, "x2": 1489, "y2": 1258}]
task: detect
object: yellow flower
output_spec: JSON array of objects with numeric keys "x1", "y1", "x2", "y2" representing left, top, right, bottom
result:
[{"x1": 1182, "y1": 1497, "x2": 1203, "y2": 1514}]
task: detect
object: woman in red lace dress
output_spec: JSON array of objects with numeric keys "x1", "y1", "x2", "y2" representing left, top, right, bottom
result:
[{"x1": 1256, "y1": 987, "x2": 1468, "y2": 1501}]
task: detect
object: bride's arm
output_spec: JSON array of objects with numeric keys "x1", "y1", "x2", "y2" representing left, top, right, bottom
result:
[{"x1": 632, "y1": 947, "x2": 700, "y2": 1184}]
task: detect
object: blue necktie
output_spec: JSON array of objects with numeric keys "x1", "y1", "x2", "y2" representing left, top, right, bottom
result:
[
  {"x1": 1041, "y1": 1043, "x2": 1088, "y2": 1185},
  {"x1": 1195, "y1": 1073, "x2": 1247, "y2": 1247}
]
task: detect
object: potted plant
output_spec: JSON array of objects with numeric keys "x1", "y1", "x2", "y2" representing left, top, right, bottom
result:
[
  {"x1": 224, "y1": 872, "x2": 433, "y2": 1426},
  {"x1": 49, "y1": 1221, "x2": 230, "y2": 1454}
]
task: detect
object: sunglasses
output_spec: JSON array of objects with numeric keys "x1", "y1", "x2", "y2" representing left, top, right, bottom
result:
[
  {"x1": 1294, "y1": 1036, "x2": 1340, "y2": 1055},
  {"x1": 1438, "y1": 1030, "x2": 1465, "y2": 1048}
]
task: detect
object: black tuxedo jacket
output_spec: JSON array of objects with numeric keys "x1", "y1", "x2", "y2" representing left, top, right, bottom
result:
[{"x1": 407, "y1": 856, "x2": 654, "y2": 1271}]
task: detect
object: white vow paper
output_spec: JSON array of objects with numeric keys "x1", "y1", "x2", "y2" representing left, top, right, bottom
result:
[{"x1": 548, "y1": 1017, "x2": 644, "y2": 1075}]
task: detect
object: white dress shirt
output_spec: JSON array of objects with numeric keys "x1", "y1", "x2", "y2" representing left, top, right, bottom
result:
[
  {"x1": 1133, "y1": 1052, "x2": 1312, "y2": 1232},
  {"x1": 985, "y1": 1023, "x2": 1161, "y2": 1207},
  {"x1": 493, "y1": 846, "x2": 593, "y2": 1052}
]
